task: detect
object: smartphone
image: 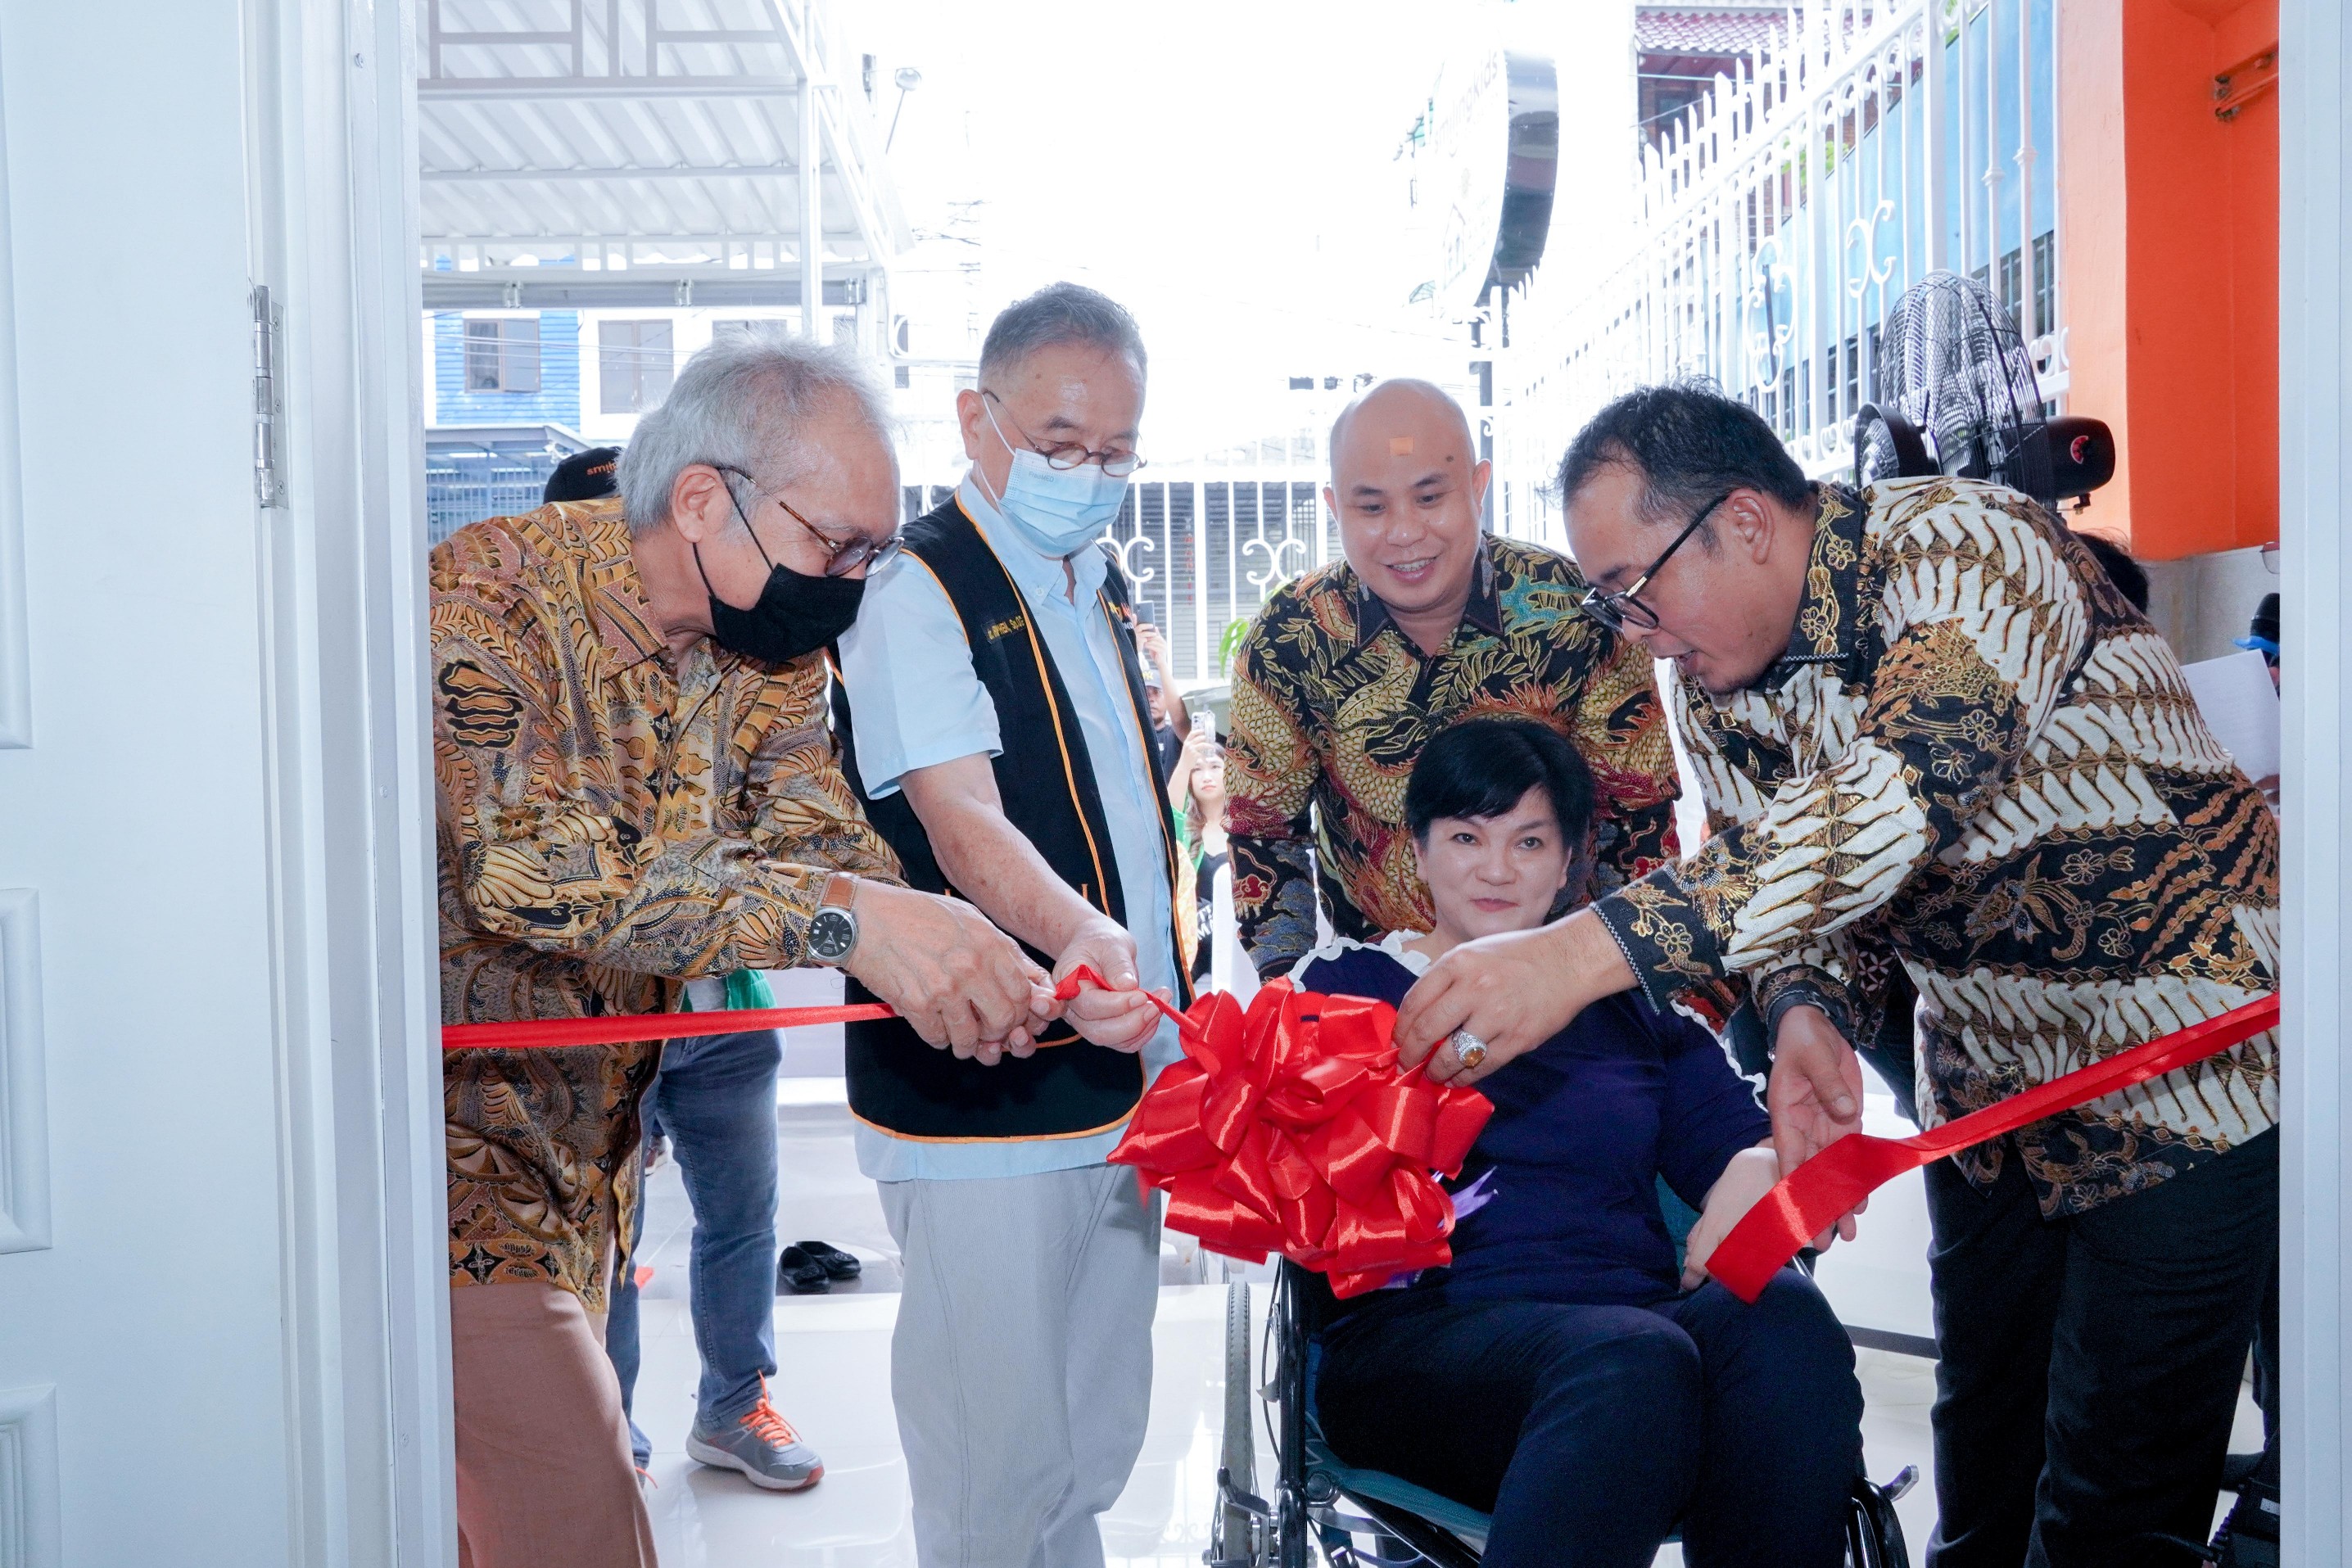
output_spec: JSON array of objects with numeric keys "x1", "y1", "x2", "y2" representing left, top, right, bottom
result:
[{"x1": 1133, "y1": 602, "x2": 1156, "y2": 626}]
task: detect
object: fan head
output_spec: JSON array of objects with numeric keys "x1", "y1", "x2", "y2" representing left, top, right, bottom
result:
[
  {"x1": 1852, "y1": 403, "x2": 1934, "y2": 490},
  {"x1": 1877, "y1": 271, "x2": 2053, "y2": 503}
]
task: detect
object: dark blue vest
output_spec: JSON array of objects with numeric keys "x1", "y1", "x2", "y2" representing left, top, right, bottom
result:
[{"x1": 832, "y1": 497, "x2": 1193, "y2": 1141}]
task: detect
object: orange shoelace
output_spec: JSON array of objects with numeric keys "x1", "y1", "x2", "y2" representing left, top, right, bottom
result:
[{"x1": 740, "y1": 1394, "x2": 803, "y2": 1448}]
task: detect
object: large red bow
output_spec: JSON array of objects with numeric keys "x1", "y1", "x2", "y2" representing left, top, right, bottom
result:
[{"x1": 1108, "y1": 977, "x2": 1493, "y2": 1297}]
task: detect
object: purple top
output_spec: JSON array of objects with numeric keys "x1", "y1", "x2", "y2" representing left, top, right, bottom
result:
[{"x1": 1295, "y1": 936, "x2": 1768, "y2": 1309}]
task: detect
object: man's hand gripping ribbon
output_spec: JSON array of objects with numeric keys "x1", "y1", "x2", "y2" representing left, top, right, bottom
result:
[{"x1": 1704, "y1": 992, "x2": 2279, "y2": 1302}]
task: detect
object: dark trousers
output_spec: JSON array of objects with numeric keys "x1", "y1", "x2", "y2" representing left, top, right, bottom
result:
[
  {"x1": 604, "y1": 1028, "x2": 785, "y2": 1465},
  {"x1": 1315, "y1": 1272, "x2": 1861, "y2": 1568},
  {"x1": 1924, "y1": 1128, "x2": 2278, "y2": 1568}
]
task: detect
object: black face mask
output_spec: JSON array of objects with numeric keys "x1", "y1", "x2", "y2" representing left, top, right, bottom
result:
[{"x1": 695, "y1": 485, "x2": 867, "y2": 665}]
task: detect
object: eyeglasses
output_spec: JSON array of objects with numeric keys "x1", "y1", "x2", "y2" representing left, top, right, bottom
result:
[
  {"x1": 982, "y1": 390, "x2": 1147, "y2": 478},
  {"x1": 1579, "y1": 491, "x2": 1734, "y2": 634},
  {"x1": 714, "y1": 464, "x2": 902, "y2": 579}
]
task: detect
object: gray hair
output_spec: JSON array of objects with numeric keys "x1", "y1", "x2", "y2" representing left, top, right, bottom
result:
[
  {"x1": 977, "y1": 282, "x2": 1149, "y2": 386},
  {"x1": 616, "y1": 324, "x2": 893, "y2": 534}
]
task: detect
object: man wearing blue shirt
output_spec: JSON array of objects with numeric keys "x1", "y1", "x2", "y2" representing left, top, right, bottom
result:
[{"x1": 835, "y1": 282, "x2": 1186, "y2": 1568}]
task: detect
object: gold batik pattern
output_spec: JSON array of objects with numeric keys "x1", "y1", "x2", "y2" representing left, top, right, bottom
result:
[
  {"x1": 1592, "y1": 479, "x2": 2280, "y2": 1215},
  {"x1": 1224, "y1": 535, "x2": 1680, "y2": 977},
  {"x1": 435, "y1": 496, "x2": 901, "y2": 1306}
]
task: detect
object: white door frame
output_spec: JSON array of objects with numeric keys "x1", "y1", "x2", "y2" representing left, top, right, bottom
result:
[
  {"x1": 2280, "y1": 0, "x2": 2349, "y2": 1558},
  {"x1": 216, "y1": 0, "x2": 2352, "y2": 1561},
  {"x1": 244, "y1": 0, "x2": 455, "y2": 1561}
]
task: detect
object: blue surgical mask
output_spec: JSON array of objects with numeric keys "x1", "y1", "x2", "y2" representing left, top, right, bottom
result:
[{"x1": 979, "y1": 401, "x2": 1130, "y2": 557}]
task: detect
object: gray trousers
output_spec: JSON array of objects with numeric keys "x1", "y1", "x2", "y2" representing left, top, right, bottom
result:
[{"x1": 880, "y1": 1164, "x2": 1161, "y2": 1568}]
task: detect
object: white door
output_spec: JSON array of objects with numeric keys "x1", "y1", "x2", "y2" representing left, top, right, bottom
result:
[{"x1": 0, "y1": 4, "x2": 450, "y2": 1564}]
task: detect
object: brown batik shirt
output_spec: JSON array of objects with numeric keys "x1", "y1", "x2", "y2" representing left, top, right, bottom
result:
[
  {"x1": 1225, "y1": 534, "x2": 1681, "y2": 977},
  {"x1": 434, "y1": 496, "x2": 899, "y2": 1308},
  {"x1": 1592, "y1": 479, "x2": 2279, "y2": 1216}
]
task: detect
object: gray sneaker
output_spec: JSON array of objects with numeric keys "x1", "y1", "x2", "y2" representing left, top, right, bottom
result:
[{"x1": 685, "y1": 1389, "x2": 824, "y2": 1491}]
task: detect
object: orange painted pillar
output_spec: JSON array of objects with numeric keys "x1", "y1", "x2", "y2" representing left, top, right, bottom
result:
[{"x1": 2058, "y1": 0, "x2": 2278, "y2": 561}]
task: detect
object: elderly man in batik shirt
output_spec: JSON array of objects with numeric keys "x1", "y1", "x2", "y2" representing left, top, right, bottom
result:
[
  {"x1": 1397, "y1": 384, "x2": 2279, "y2": 1568},
  {"x1": 435, "y1": 330, "x2": 1051, "y2": 1568},
  {"x1": 1224, "y1": 378, "x2": 1680, "y2": 978}
]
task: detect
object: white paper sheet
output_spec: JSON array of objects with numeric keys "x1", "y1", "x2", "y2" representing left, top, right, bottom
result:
[{"x1": 2178, "y1": 648, "x2": 2282, "y2": 783}]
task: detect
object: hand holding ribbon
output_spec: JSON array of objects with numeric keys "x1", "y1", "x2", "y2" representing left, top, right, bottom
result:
[{"x1": 1705, "y1": 992, "x2": 2279, "y2": 1302}]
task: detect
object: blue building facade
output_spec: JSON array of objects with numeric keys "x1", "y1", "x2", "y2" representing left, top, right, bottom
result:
[
  {"x1": 430, "y1": 310, "x2": 583, "y2": 427},
  {"x1": 425, "y1": 310, "x2": 586, "y2": 545}
]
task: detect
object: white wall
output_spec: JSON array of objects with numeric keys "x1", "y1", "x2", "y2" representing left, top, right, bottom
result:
[{"x1": 2144, "y1": 545, "x2": 2278, "y2": 667}]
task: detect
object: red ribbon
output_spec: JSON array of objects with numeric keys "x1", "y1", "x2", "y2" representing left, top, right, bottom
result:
[
  {"x1": 441, "y1": 967, "x2": 1489, "y2": 1296},
  {"x1": 1107, "y1": 977, "x2": 1494, "y2": 1298},
  {"x1": 442, "y1": 1001, "x2": 895, "y2": 1050},
  {"x1": 438, "y1": 965, "x2": 1160, "y2": 1050},
  {"x1": 1705, "y1": 992, "x2": 2280, "y2": 1303}
]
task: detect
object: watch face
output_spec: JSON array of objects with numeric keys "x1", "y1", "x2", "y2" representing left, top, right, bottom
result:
[{"x1": 809, "y1": 907, "x2": 857, "y2": 962}]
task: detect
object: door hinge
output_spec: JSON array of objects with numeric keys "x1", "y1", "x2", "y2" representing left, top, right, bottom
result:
[{"x1": 251, "y1": 283, "x2": 283, "y2": 508}]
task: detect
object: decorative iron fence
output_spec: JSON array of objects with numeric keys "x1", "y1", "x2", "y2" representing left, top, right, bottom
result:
[
  {"x1": 1499, "y1": 0, "x2": 2061, "y2": 541},
  {"x1": 903, "y1": 472, "x2": 1337, "y2": 687},
  {"x1": 425, "y1": 450, "x2": 570, "y2": 545}
]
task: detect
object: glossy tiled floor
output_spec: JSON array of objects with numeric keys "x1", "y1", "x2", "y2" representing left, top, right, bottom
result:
[
  {"x1": 633, "y1": 1286, "x2": 1249, "y2": 1567},
  {"x1": 634, "y1": 1286, "x2": 1960, "y2": 1567},
  {"x1": 625, "y1": 1073, "x2": 2257, "y2": 1566}
]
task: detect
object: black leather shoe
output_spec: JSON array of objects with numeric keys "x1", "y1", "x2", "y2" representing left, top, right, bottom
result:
[
  {"x1": 792, "y1": 1240, "x2": 863, "y2": 1281},
  {"x1": 776, "y1": 1245, "x2": 830, "y2": 1295}
]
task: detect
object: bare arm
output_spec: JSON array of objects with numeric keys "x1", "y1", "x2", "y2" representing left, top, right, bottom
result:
[
  {"x1": 899, "y1": 753, "x2": 1165, "y2": 1052},
  {"x1": 1136, "y1": 623, "x2": 1191, "y2": 743},
  {"x1": 1165, "y1": 727, "x2": 1200, "y2": 813}
]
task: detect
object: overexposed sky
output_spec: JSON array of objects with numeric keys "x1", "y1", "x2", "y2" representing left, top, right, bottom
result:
[{"x1": 852, "y1": 0, "x2": 1527, "y2": 457}]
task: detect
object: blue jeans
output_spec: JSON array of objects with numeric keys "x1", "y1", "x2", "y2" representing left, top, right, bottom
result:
[
  {"x1": 1315, "y1": 1271, "x2": 1862, "y2": 1568},
  {"x1": 606, "y1": 1028, "x2": 784, "y2": 1466}
]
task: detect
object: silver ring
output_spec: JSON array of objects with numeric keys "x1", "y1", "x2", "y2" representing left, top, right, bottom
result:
[{"x1": 1448, "y1": 1028, "x2": 1488, "y2": 1071}]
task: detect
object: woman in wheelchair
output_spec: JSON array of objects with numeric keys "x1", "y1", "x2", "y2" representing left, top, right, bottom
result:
[{"x1": 1291, "y1": 718, "x2": 1865, "y2": 1568}]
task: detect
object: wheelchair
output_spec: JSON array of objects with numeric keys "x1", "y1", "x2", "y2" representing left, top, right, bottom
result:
[{"x1": 1206, "y1": 1261, "x2": 1917, "y2": 1568}]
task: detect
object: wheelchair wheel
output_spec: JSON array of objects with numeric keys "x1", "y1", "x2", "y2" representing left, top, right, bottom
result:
[
  {"x1": 1213, "y1": 1281, "x2": 1260, "y2": 1565},
  {"x1": 1846, "y1": 1467, "x2": 1915, "y2": 1568}
]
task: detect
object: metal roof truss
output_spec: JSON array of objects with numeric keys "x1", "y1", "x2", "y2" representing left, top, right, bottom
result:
[{"x1": 418, "y1": 0, "x2": 907, "y2": 290}]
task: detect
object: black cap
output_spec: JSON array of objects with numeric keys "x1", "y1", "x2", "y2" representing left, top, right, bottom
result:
[
  {"x1": 2249, "y1": 593, "x2": 2280, "y2": 645},
  {"x1": 544, "y1": 445, "x2": 622, "y2": 504}
]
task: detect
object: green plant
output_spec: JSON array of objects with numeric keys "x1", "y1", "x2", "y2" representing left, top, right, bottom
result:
[{"x1": 1217, "y1": 619, "x2": 1251, "y2": 677}]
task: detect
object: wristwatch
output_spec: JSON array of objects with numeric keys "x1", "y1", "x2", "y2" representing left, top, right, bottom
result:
[{"x1": 807, "y1": 874, "x2": 862, "y2": 966}]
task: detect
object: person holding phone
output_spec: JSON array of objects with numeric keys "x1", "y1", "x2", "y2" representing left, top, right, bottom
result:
[{"x1": 1132, "y1": 602, "x2": 1190, "y2": 775}]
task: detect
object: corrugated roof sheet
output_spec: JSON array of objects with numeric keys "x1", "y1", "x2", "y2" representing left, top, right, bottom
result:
[
  {"x1": 1634, "y1": 7, "x2": 1786, "y2": 58},
  {"x1": 416, "y1": 0, "x2": 902, "y2": 259}
]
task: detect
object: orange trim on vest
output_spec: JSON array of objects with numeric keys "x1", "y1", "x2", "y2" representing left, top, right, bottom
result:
[
  {"x1": 847, "y1": 1102, "x2": 1138, "y2": 1145},
  {"x1": 952, "y1": 496, "x2": 1117, "y2": 924}
]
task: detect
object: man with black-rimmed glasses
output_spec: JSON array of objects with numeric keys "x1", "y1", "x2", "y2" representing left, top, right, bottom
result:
[{"x1": 1396, "y1": 381, "x2": 2280, "y2": 1568}]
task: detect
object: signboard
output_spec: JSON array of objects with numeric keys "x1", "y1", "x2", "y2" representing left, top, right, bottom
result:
[{"x1": 1402, "y1": 48, "x2": 1558, "y2": 318}]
